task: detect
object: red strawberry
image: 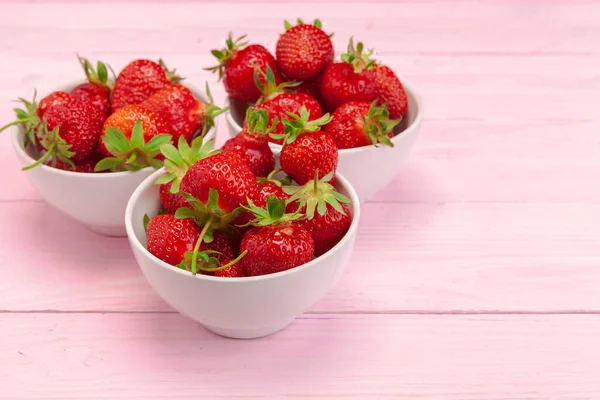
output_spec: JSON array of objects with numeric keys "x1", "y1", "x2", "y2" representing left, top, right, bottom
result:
[
  {"x1": 112, "y1": 59, "x2": 181, "y2": 110},
  {"x1": 37, "y1": 91, "x2": 75, "y2": 120},
  {"x1": 205, "y1": 34, "x2": 281, "y2": 103},
  {"x1": 25, "y1": 97, "x2": 103, "y2": 170},
  {"x1": 72, "y1": 55, "x2": 113, "y2": 117},
  {"x1": 95, "y1": 105, "x2": 173, "y2": 172},
  {"x1": 203, "y1": 230, "x2": 236, "y2": 263},
  {"x1": 156, "y1": 135, "x2": 219, "y2": 213},
  {"x1": 240, "y1": 197, "x2": 314, "y2": 276},
  {"x1": 371, "y1": 65, "x2": 409, "y2": 119},
  {"x1": 146, "y1": 214, "x2": 200, "y2": 266},
  {"x1": 222, "y1": 107, "x2": 275, "y2": 177},
  {"x1": 255, "y1": 181, "x2": 289, "y2": 206},
  {"x1": 142, "y1": 83, "x2": 226, "y2": 143},
  {"x1": 287, "y1": 172, "x2": 352, "y2": 257},
  {"x1": 277, "y1": 107, "x2": 336, "y2": 185},
  {"x1": 251, "y1": 66, "x2": 323, "y2": 145},
  {"x1": 160, "y1": 181, "x2": 187, "y2": 213},
  {"x1": 275, "y1": 19, "x2": 333, "y2": 81},
  {"x1": 214, "y1": 262, "x2": 244, "y2": 278},
  {"x1": 326, "y1": 101, "x2": 400, "y2": 149},
  {"x1": 180, "y1": 150, "x2": 257, "y2": 215},
  {"x1": 320, "y1": 39, "x2": 377, "y2": 111}
]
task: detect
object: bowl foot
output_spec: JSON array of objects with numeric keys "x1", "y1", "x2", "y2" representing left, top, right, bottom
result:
[
  {"x1": 203, "y1": 319, "x2": 295, "y2": 339},
  {"x1": 87, "y1": 224, "x2": 127, "y2": 237}
]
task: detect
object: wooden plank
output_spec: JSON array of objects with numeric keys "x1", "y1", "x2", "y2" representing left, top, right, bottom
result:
[
  {"x1": 1, "y1": 313, "x2": 599, "y2": 399},
  {"x1": 1, "y1": 202, "x2": 599, "y2": 313}
]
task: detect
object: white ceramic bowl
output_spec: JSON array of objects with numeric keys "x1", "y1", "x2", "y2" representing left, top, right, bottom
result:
[
  {"x1": 125, "y1": 168, "x2": 360, "y2": 339},
  {"x1": 11, "y1": 82, "x2": 216, "y2": 237},
  {"x1": 225, "y1": 77, "x2": 423, "y2": 203}
]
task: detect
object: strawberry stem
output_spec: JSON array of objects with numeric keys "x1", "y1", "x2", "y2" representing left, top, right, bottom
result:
[
  {"x1": 199, "y1": 250, "x2": 248, "y2": 273},
  {"x1": 191, "y1": 215, "x2": 214, "y2": 275},
  {"x1": 0, "y1": 119, "x2": 30, "y2": 133},
  {"x1": 22, "y1": 144, "x2": 55, "y2": 171}
]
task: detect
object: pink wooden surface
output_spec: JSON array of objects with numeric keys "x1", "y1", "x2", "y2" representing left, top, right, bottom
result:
[{"x1": 1, "y1": 0, "x2": 600, "y2": 398}]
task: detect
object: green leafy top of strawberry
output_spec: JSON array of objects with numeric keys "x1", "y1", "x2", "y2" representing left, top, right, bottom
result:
[
  {"x1": 253, "y1": 65, "x2": 301, "y2": 103},
  {"x1": 243, "y1": 196, "x2": 304, "y2": 226},
  {"x1": 244, "y1": 107, "x2": 279, "y2": 136},
  {"x1": 363, "y1": 100, "x2": 401, "y2": 148},
  {"x1": 0, "y1": 92, "x2": 40, "y2": 147},
  {"x1": 175, "y1": 189, "x2": 243, "y2": 240},
  {"x1": 256, "y1": 168, "x2": 292, "y2": 186},
  {"x1": 202, "y1": 83, "x2": 229, "y2": 136},
  {"x1": 155, "y1": 135, "x2": 219, "y2": 193},
  {"x1": 284, "y1": 170, "x2": 351, "y2": 220},
  {"x1": 204, "y1": 33, "x2": 250, "y2": 80},
  {"x1": 22, "y1": 122, "x2": 75, "y2": 171},
  {"x1": 272, "y1": 106, "x2": 332, "y2": 144},
  {"x1": 77, "y1": 54, "x2": 114, "y2": 89},
  {"x1": 95, "y1": 120, "x2": 173, "y2": 172},
  {"x1": 158, "y1": 59, "x2": 183, "y2": 84},
  {"x1": 341, "y1": 38, "x2": 376, "y2": 74}
]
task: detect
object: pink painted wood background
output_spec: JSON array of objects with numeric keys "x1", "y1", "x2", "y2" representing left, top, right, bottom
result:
[{"x1": 1, "y1": 0, "x2": 600, "y2": 398}]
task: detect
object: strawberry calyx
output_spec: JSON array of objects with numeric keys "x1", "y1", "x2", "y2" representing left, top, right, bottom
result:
[
  {"x1": 0, "y1": 92, "x2": 40, "y2": 147},
  {"x1": 159, "y1": 59, "x2": 184, "y2": 84},
  {"x1": 77, "y1": 54, "x2": 114, "y2": 89},
  {"x1": 363, "y1": 100, "x2": 401, "y2": 148},
  {"x1": 200, "y1": 83, "x2": 229, "y2": 136},
  {"x1": 283, "y1": 18, "x2": 324, "y2": 30},
  {"x1": 256, "y1": 168, "x2": 292, "y2": 187},
  {"x1": 95, "y1": 120, "x2": 173, "y2": 172},
  {"x1": 155, "y1": 135, "x2": 220, "y2": 193},
  {"x1": 284, "y1": 169, "x2": 351, "y2": 220},
  {"x1": 178, "y1": 247, "x2": 248, "y2": 275},
  {"x1": 254, "y1": 65, "x2": 301, "y2": 103},
  {"x1": 242, "y1": 196, "x2": 304, "y2": 227},
  {"x1": 22, "y1": 122, "x2": 76, "y2": 171},
  {"x1": 272, "y1": 106, "x2": 332, "y2": 144},
  {"x1": 341, "y1": 38, "x2": 376, "y2": 74},
  {"x1": 244, "y1": 107, "x2": 279, "y2": 138},
  {"x1": 204, "y1": 33, "x2": 249, "y2": 81}
]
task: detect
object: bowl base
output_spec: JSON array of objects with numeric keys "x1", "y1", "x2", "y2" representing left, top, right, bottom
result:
[
  {"x1": 87, "y1": 224, "x2": 127, "y2": 237},
  {"x1": 203, "y1": 318, "x2": 294, "y2": 339}
]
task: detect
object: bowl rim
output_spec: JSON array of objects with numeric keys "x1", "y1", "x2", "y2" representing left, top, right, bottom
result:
[
  {"x1": 225, "y1": 74, "x2": 424, "y2": 153},
  {"x1": 11, "y1": 81, "x2": 217, "y2": 179},
  {"x1": 125, "y1": 167, "x2": 362, "y2": 283}
]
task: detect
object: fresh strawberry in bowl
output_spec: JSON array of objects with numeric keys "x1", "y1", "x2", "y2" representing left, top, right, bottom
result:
[
  {"x1": 4, "y1": 55, "x2": 221, "y2": 236},
  {"x1": 124, "y1": 149, "x2": 360, "y2": 339}
]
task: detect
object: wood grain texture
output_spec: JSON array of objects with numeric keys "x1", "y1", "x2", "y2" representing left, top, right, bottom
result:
[
  {"x1": 2, "y1": 313, "x2": 600, "y2": 400},
  {"x1": 1, "y1": 0, "x2": 599, "y2": 398}
]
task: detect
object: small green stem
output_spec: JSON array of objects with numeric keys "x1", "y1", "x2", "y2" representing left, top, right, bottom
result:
[
  {"x1": 0, "y1": 119, "x2": 31, "y2": 133},
  {"x1": 313, "y1": 168, "x2": 320, "y2": 193},
  {"x1": 200, "y1": 250, "x2": 248, "y2": 273},
  {"x1": 22, "y1": 144, "x2": 56, "y2": 171},
  {"x1": 191, "y1": 215, "x2": 214, "y2": 275}
]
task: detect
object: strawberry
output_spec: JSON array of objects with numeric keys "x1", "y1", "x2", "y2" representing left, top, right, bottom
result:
[
  {"x1": 24, "y1": 97, "x2": 103, "y2": 170},
  {"x1": 276, "y1": 107, "x2": 336, "y2": 185},
  {"x1": 286, "y1": 172, "x2": 352, "y2": 257},
  {"x1": 275, "y1": 19, "x2": 334, "y2": 81},
  {"x1": 146, "y1": 214, "x2": 200, "y2": 266},
  {"x1": 326, "y1": 100, "x2": 400, "y2": 149},
  {"x1": 37, "y1": 91, "x2": 75, "y2": 120},
  {"x1": 222, "y1": 107, "x2": 275, "y2": 177},
  {"x1": 95, "y1": 106, "x2": 173, "y2": 172},
  {"x1": 111, "y1": 59, "x2": 181, "y2": 110},
  {"x1": 205, "y1": 33, "x2": 281, "y2": 103},
  {"x1": 371, "y1": 65, "x2": 409, "y2": 119},
  {"x1": 145, "y1": 213, "x2": 237, "y2": 272},
  {"x1": 240, "y1": 196, "x2": 314, "y2": 276},
  {"x1": 156, "y1": 135, "x2": 219, "y2": 213},
  {"x1": 320, "y1": 39, "x2": 377, "y2": 111},
  {"x1": 253, "y1": 67, "x2": 323, "y2": 145},
  {"x1": 254, "y1": 169, "x2": 293, "y2": 207},
  {"x1": 71, "y1": 55, "x2": 113, "y2": 117},
  {"x1": 141, "y1": 83, "x2": 227, "y2": 143}
]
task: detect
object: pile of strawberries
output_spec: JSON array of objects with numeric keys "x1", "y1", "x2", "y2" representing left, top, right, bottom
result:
[
  {"x1": 1, "y1": 56, "x2": 225, "y2": 172},
  {"x1": 208, "y1": 19, "x2": 408, "y2": 150},
  {"x1": 145, "y1": 105, "x2": 353, "y2": 278}
]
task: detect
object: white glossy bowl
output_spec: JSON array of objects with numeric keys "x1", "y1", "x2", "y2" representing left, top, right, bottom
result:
[
  {"x1": 125, "y1": 168, "x2": 360, "y2": 339},
  {"x1": 225, "y1": 77, "x2": 423, "y2": 203},
  {"x1": 11, "y1": 82, "x2": 217, "y2": 237}
]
